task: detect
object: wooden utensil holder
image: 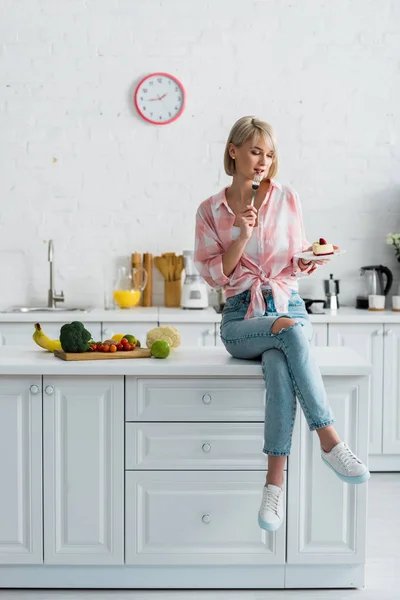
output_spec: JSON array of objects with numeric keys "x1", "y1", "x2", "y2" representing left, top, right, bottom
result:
[{"x1": 165, "y1": 279, "x2": 181, "y2": 308}]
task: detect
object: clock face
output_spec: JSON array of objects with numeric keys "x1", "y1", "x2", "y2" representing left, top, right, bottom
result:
[{"x1": 134, "y1": 73, "x2": 186, "y2": 125}]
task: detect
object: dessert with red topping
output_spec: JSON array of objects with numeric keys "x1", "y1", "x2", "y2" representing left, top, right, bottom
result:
[{"x1": 312, "y1": 237, "x2": 334, "y2": 256}]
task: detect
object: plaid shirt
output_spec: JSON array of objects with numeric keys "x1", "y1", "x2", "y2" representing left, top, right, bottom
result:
[{"x1": 194, "y1": 179, "x2": 317, "y2": 319}]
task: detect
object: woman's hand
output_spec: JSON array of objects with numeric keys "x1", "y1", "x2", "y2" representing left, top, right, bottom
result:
[
  {"x1": 237, "y1": 205, "x2": 258, "y2": 241},
  {"x1": 301, "y1": 244, "x2": 340, "y2": 266}
]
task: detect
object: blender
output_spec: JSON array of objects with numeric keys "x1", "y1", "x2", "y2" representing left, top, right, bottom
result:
[{"x1": 180, "y1": 250, "x2": 209, "y2": 309}]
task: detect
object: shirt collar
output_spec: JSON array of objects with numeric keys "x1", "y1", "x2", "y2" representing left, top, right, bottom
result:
[{"x1": 213, "y1": 178, "x2": 282, "y2": 210}]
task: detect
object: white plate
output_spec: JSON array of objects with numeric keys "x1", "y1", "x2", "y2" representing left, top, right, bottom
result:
[{"x1": 294, "y1": 249, "x2": 346, "y2": 261}]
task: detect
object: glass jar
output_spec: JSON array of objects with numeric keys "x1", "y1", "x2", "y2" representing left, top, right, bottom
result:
[{"x1": 113, "y1": 266, "x2": 148, "y2": 309}]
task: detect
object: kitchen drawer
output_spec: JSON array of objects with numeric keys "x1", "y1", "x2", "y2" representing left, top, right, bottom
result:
[
  {"x1": 125, "y1": 422, "x2": 282, "y2": 470},
  {"x1": 125, "y1": 377, "x2": 265, "y2": 422},
  {"x1": 125, "y1": 470, "x2": 286, "y2": 565}
]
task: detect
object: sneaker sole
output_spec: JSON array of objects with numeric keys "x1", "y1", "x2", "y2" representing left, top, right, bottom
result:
[
  {"x1": 321, "y1": 456, "x2": 371, "y2": 484},
  {"x1": 258, "y1": 513, "x2": 283, "y2": 532}
]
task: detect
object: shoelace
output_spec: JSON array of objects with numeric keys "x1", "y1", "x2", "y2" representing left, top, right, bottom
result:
[
  {"x1": 261, "y1": 488, "x2": 281, "y2": 516},
  {"x1": 335, "y1": 445, "x2": 361, "y2": 470}
]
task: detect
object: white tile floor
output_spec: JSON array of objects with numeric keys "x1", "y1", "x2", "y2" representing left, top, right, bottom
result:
[{"x1": 0, "y1": 473, "x2": 398, "y2": 600}]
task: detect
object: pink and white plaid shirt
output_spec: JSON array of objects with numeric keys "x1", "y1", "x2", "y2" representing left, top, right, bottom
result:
[{"x1": 194, "y1": 179, "x2": 317, "y2": 319}]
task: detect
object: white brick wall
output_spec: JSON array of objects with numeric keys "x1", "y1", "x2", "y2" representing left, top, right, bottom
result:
[{"x1": 0, "y1": 0, "x2": 399, "y2": 309}]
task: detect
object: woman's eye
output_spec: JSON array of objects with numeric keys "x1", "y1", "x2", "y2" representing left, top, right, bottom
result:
[{"x1": 251, "y1": 151, "x2": 260, "y2": 156}]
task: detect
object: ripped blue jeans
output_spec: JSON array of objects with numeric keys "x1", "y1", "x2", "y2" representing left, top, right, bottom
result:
[{"x1": 220, "y1": 289, "x2": 335, "y2": 456}]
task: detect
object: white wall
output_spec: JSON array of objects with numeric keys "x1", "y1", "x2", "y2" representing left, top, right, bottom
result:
[{"x1": 0, "y1": 0, "x2": 399, "y2": 309}]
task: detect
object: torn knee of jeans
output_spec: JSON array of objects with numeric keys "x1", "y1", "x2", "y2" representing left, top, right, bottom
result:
[{"x1": 270, "y1": 320, "x2": 299, "y2": 336}]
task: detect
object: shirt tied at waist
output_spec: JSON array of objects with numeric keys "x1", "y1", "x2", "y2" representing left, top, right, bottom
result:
[{"x1": 244, "y1": 275, "x2": 293, "y2": 319}]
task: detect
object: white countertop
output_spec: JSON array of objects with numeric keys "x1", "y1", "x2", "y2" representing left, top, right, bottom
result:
[
  {"x1": 1, "y1": 305, "x2": 400, "y2": 324},
  {"x1": 0, "y1": 346, "x2": 371, "y2": 377}
]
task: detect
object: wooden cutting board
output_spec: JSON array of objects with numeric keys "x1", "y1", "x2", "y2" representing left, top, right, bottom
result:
[{"x1": 54, "y1": 348, "x2": 152, "y2": 361}]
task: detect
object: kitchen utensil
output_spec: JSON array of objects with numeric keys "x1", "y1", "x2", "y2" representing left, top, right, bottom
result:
[
  {"x1": 356, "y1": 265, "x2": 393, "y2": 309},
  {"x1": 181, "y1": 250, "x2": 209, "y2": 309},
  {"x1": 323, "y1": 274, "x2": 340, "y2": 309},
  {"x1": 54, "y1": 348, "x2": 151, "y2": 361},
  {"x1": 155, "y1": 253, "x2": 185, "y2": 307},
  {"x1": 142, "y1": 253, "x2": 153, "y2": 307},
  {"x1": 250, "y1": 173, "x2": 262, "y2": 207}
]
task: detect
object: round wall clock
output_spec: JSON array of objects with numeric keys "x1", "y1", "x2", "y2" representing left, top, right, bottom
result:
[{"x1": 134, "y1": 72, "x2": 186, "y2": 125}]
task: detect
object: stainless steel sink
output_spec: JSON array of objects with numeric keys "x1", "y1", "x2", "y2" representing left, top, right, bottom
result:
[{"x1": 1, "y1": 306, "x2": 92, "y2": 313}]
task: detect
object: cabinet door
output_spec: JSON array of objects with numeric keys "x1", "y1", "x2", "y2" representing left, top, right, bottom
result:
[
  {"x1": 0, "y1": 322, "x2": 101, "y2": 347},
  {"x1": 102, "y1": 322, "x2": 157, "y2": 347},
  {"x1": 287, "y1": 374, "x2": 369, "y2": 566},
  {"x1": 310, "y1": 323, "x2": 327, "y2": 346},
  {"x1": 158, "y1": 322, "x2": 216, "y2": 346},
  {"x1": 328, "y1": 323, "x2": 383, "y2": 455},
  {"x1": 43, "y1": 376, "x2": 124, "y2": 565},
  {"x1": 0, "y1": 377, "x2": 42, "y2": 563},
  {"x1": 383, "y1": 325, "x2": 400, "y2": 454}
]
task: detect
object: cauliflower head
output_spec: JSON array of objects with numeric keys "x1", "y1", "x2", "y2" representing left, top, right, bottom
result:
[{"x1": 146, "y1": 325, "x2": 181, "y2": 349}]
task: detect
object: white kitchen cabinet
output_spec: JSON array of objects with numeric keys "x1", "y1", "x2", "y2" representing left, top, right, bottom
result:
[
  {"x1": 0, "y1": 377, "x2": 42, "y2": 564},
  {"x1": 158, "y1": 321, "x2": 216, "y2": 346},
  {"x1": 102, "y1": 321, "x2": 156, "y2": 346},
  {"x1": 328, "y1": 323, "x2": 383, "y2": 455},
  {"x1": 310, "y1": 323, "x2": 328, "y2": 346},
  {"x1": 0, "y1": 322, "x2": 101, "y2": 347},
  {"x1": 383, "y1": 324, "x2": 400, "y2": 455},
  {"x1": 43, "y1": 376, "x2": 124, "y2": 565},
  {"x1": 125, "y1": 470, "x2": 286, "y2": 566},
  {"x1": 287, "y1": 373, "x2": 369, "y2": 572}
]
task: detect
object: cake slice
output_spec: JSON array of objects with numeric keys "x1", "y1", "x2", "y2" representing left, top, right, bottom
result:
[{"x1": 312, "y1": 237, "x2": 334, "y2": 256}]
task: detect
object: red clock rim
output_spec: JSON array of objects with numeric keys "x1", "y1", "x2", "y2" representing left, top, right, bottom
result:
[{"x1": 134, "y1": 72, "x2": 186, "y2": 125}]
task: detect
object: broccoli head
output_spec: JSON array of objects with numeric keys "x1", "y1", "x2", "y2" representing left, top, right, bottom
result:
[{"x1": 60, "y1": 321, "x2": 92, "y2": 353}]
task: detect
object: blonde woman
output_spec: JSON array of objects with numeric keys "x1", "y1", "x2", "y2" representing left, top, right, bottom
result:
[{"x1": 194, "y1": 116, "x2": 370, "y2": 533}]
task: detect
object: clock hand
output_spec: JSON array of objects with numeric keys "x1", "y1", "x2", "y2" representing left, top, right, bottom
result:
[{"x1": 159, "y1": 93, "x2": 167, "y2": 100}]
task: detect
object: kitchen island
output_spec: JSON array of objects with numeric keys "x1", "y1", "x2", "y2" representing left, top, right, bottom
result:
[{"x1": 0, "y1": 346, "x2": 371, "y2": 589}]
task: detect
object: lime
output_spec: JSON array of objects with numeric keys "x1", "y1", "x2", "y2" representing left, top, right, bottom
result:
[
  {"x1": 123, "y1": 334, "x2": 136, "y2": 344},
  {"x1": 111, "y1": 334, "x2": 125, "y2": 343},
  {"x1": 151, "y1": 340, "x2": 170, "y2": 359}
]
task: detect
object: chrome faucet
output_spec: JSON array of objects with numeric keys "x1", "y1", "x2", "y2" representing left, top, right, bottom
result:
[{"x1": 48, "y1": 240, "x2": 65, "y2": 308}]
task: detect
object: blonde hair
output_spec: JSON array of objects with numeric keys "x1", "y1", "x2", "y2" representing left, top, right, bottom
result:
[{"x1": 223, "y1": 116, "x2": 278, "y2": 179}]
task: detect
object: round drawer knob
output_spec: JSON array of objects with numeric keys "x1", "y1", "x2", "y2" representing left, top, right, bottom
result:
[
  {"x1": 30, "y1": 385, "x2": 39, "y2": 395},
  {"x1": 202, "y1": 443, "x2": 211, "y2": 453},
  {"x1": 45, "y1": 385, "x2": 54, "y2": 395},
  {"x1": 202, "y1": 514, "x2": 211, "y2": 524},
  {"x1": 202, "y1": 393, "x2": 212, "y2": 404}
]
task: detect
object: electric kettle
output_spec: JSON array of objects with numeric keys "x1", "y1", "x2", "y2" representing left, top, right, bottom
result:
[{"x1": 356, "y1": 265, "x2": 393, "y2": 309}]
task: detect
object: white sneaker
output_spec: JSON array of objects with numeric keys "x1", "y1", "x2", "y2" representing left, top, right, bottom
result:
[
  {"x1": 258, "y1": 483, "x2": 284, "y2": 532},
  {"x1": 321, "y1": 441, "x2": 371, "y2": 484}
]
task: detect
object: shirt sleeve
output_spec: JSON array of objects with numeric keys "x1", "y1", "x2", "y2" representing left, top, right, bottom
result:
[
  {"x1": 194, "y1": 204, "x2": 230, "y2": 288},
  {"x1": 291, "y1": 190, "x2": 319, "y2": 278}
]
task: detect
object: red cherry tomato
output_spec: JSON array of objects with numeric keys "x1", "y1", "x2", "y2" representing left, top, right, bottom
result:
[
  {"x1": 102, "y1": 344, "x2": 110, "y2": 352},
  {"x1": 123, "y1": 343, "x2": 132, "y2": 351},
  {"x1": 116, "y1": 343, "x2": 123, "y2": 351}
]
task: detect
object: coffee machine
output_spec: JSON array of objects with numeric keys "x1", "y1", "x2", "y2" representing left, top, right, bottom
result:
[{"x1": 323, "y1": 273, "x2": 340, "y2": 310}]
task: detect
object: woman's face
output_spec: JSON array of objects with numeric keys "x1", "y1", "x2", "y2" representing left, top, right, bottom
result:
[{"x1": 229, "y1": 135, "x2": 274, "y2": 181}]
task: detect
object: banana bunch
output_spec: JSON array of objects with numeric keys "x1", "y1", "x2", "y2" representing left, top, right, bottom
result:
[{"x1": 32, "y1": 323, "x2": 62, "y2": 352}]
